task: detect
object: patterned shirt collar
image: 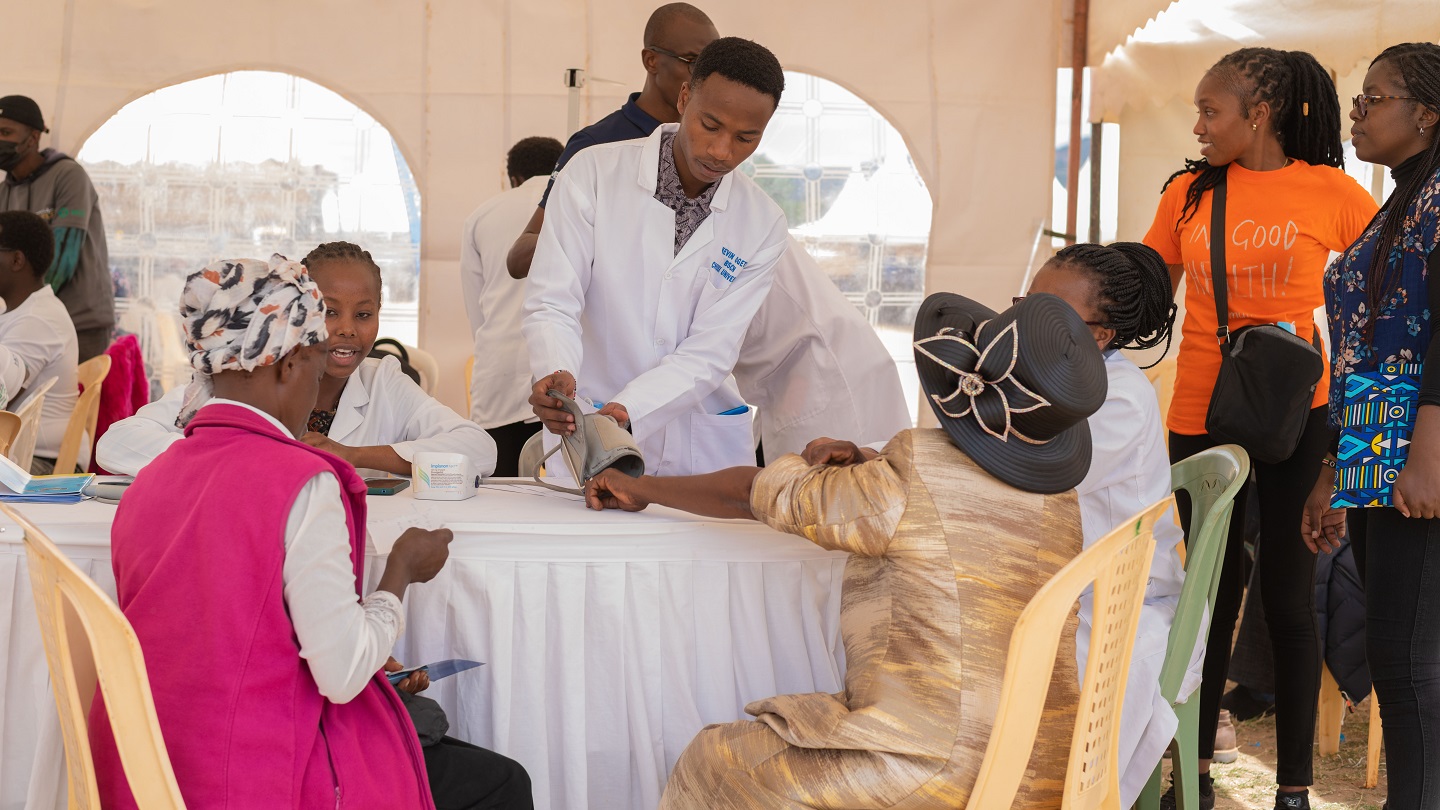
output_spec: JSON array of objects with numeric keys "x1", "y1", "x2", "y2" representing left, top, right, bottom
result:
[{"x1": 655, "y1": 129, "x2": 718, "y2": 255}]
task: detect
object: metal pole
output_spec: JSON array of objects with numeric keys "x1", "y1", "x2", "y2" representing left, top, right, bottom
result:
[
  {"x1": 1088, "y1": 121, "x2": 1103, "y2": 243},
  {"x1": 1065, "y1": 0, "x2": 1089, "y2": 246}
]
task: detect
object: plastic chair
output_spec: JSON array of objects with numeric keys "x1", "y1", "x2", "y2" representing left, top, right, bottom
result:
[
  {"x1": 54, "y1": 355, "x2": 113, "y2": 475},
  {"x1": 0, "y1": 410, "x2": 22, "y2": 456},
  {"x1": 7, "y1": 503, "x2": 186, "y2": 809},
  {"x1": 1135, "y1": 444, "x2": 1250, "y2": 810},
  {"x1": 969, "y1": 497, "x2": 1170, "y2": 809},
  {"x1": 7, "y1": 376, "x2": 57, "y2": 472},
  {"x1": 1316, "y1": 666, "x2": 1383, "y2": 788},
  {"x1": 403, "y1": 341, "x2": 440, "y2": 396},
  {"x1": 1143, "y1": 357, "x2": 1177, "y2": 430},
  {"x1": 464, "y1": 354, "x2": 475, "y2": 418}
]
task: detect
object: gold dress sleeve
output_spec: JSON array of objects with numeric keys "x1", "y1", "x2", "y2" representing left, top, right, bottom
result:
[{"x1": 748, "y1": 451, "x2": 907, "y2": 557}]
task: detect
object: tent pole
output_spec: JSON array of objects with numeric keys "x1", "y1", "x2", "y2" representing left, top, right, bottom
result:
[
  {"x1": 1088, "y1": 121, "x2": 1103, "y2": 243},
  {"x1": 1066, "y1": 0, "x2": 1089, "y2": 245}
]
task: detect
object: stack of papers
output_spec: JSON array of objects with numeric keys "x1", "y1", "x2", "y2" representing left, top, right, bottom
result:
[{"x1": 0, "y1": 474, "x2": 95, "y2": 504}]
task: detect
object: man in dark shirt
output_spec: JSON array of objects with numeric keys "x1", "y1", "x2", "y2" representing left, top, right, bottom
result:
[
  {"x1": 505, "y1": 2, "x2": 717, "y2": 279},
  {"x1": 0, "y1": 95, "x2": 115, "y2": 361}
]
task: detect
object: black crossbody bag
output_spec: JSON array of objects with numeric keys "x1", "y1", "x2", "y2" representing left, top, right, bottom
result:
[{"x1": 1202, "y1": 173, "x2": 1326, "y2": 464}]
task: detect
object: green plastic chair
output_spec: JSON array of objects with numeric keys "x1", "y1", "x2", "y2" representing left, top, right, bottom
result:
[{"x1": 1135, "y1": 444, "x2": 1250, "y2": 810}]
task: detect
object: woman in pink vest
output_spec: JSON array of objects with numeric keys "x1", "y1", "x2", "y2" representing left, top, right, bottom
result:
[{"x1": 89, "y1": 255, "x2": 454, "y2": 808}]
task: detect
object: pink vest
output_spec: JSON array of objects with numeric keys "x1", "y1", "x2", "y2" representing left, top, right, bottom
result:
[{"x1": 89, "y1": 404, "x2": 433, "y2": 809}]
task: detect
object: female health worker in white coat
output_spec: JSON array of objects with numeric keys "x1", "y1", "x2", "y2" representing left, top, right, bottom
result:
[
  {"x1": 1026, "y1": 241, "x2": 1202, "y2": 806},
  {"x1": 524, "y1": 38, "x2": 789, "y2": 477},
  {"x1": 97, "y1": 242, "x2": 498, "y2": 478}
]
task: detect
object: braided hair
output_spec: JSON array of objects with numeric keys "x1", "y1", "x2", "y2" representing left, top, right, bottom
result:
[
  {"x1": 1163, "y1": 48, "x2": 1345, "y2": 227},
  {"x1": 1362, "y1": 43, "x2": 1440, "y2": 326},
  {"x1": 302, "y1": 241, "x2": 383, "y2": 304},
  {"x1": 1049, "y1": 241, "x2": 1177, "y2": 367}
]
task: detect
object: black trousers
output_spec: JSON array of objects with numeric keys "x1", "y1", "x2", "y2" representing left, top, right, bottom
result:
[
  {"x1": 1169, "y1": 406, "x2": 1331, "y2": 786},
  {"x1": 1351, "y1": 508, "x2": 1440, "y2": 809},
  {"x1": 486, "y1": 420, "x2": 542, "y2": 478},
  {"x1": 423, "y1": 735, "x2": 534, "y2": 810}
]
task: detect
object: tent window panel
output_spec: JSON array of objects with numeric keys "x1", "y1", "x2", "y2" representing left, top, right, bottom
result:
[
  {"x1": 747, "y1": 71, "x2": 932, "y2": 425},
  {"x1": 79, "y1": 70, "x2": 422, "y2": 394}
]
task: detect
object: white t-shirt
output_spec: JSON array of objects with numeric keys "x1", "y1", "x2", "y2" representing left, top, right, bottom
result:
[
  {"x1": 96, "y1": 355, "x2": 497, "y2": 476},
  {"x1": 461, "y1": 175, "x2": 547, "y2": 428},
  {"x1": 0, "y1": 286, "x2": 78, "y2": 459}
]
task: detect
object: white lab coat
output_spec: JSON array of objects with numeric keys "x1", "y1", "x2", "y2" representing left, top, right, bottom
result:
[
  {"x1": 524, "y1": 124, "x2": 788, "y2": 476},
  {"x1": 735, "y1": 239, "x2": 911, "y2": 461},
  {"x1": 461, "y1": 175, "x2": 547, "y2": 428},
  {"x1": 1076, "y1": 351, "x2": 1201, "y2": 806},
  {"x1": 96, "y1": 356, "x2": 497, "y2": 477}
]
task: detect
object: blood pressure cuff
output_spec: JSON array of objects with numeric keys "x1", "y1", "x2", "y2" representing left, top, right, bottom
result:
[{"x1": 523, "y1": 390, "x2": 644, "y2": 493}]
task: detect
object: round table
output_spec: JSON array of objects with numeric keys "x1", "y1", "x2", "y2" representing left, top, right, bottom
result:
[{"x1": 0, "y1": 482, "x2": 848, "y2": 810}]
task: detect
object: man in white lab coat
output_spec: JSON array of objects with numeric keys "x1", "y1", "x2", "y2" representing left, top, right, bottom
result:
[
  {"x1": 506, "y1": 3, "x2": 718, "y2": 279},
  {"x1": 735, "y1": 238, "x2": 912, "y2": 462},
  {"x1": 461, "y1": 136, "x2": 564, "y2": 476},
  {"x1": 524, "y1": 37, "x2": 789, "y2": 477}
]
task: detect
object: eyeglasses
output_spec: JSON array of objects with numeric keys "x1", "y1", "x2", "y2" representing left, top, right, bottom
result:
[
  {"x1": 1352, "y1": 94, "x2": 1420, "y2": 118},
  {"x1": 647, "y1": 45, "x2": 697, "y2": 66},
  {"x1": 1012, "y1": 295, "x2": 1107, "y2": 328}
]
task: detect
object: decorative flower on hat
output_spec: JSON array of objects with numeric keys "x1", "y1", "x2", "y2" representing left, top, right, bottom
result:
[{"x1": 913, "y1": 321, "x2": 1051, "y2": 443}]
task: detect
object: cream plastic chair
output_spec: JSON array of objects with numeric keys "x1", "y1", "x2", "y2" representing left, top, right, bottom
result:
[
  {"x1": 1143, "y1": 357, "x2": 1177, "y2": 433},
  {"x1": 7, "y1": 376, "x2": 57, "y2": 472},
  {"x1": 7, "y1": 503, "x2": 186, "y2": 808},
  {"x1": 0, "y1": 411, "x2": 22, "y2": 457},
  {"x1": 968, "y1": 497, "x2": 1170, "y2": 809},
  {"x1": 402, "y1": 342, "x2": 440, "y2": 396},
  {"x1": 54, "y1": 355, "x2": 113, "y2": 474}
]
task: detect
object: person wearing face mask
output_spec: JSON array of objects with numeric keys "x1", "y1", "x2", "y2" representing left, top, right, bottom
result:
[
  {"x1": 0, "y1": 95, "x2": 114, "y2": 362},
  {"x1": 505, "y1": 3, "x2": 719, "y2": 280},
  {"x1": 1141, "y1": 48, "x2": 1377, "y2": 810},
  {"x1": 524, "y1": 38, "x2": 789, "y2": 477},
  {"x1": 1318, "y1": 42, "x2": 1440, "y2": 807}
]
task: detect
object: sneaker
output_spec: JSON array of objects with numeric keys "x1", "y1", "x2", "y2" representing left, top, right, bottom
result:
[
  {"x1": 1159, "y1": 772, "x2": 1215, "y2": 810},
  {"x1": 1275, "y1": 790, "x2": 1310, "y2": 809},
  {"x1": 1212, "y1": 709, "x2": 1239, "y2": 764},
  {"x1": 1221, "y1": 684, "x2": 1277, "y2": 721}
]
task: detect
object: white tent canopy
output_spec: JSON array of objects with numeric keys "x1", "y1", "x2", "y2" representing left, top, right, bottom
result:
[{"x1": 1092, "y1": 0, "x2": 1440, "y2": 121}]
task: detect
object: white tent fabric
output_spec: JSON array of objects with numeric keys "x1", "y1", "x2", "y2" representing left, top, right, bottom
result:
[
  {"x1": 0, "y1": 0, "x2": 1063, "y2": 416},
  {"x1": 1093, "y1": 0, "x2": 1440, "y2": 121}
]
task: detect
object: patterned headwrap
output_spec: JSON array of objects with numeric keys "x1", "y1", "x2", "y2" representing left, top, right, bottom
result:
[{"x1": 175, "y1": 254, "x2": 328, "y2": 428}]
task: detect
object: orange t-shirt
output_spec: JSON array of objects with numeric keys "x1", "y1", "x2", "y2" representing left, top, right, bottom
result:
[{"x1": 1143, "y1": 160, "x2": 1377, "y2": 436}]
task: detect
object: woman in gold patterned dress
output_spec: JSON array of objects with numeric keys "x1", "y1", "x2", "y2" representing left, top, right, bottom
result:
[{"x1": 585, "y1": 291, "x2": 1108, "y2": 808}]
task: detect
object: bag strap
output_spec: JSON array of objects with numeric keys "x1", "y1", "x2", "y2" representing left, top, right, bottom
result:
[{"x1": 1209, "y1": 170, "x2": 1231, "y2": 349}]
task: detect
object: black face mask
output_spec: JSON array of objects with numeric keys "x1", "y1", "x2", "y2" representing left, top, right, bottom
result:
[{"x1": 0, "y1": 140, "x2": 25, "y2": 172}]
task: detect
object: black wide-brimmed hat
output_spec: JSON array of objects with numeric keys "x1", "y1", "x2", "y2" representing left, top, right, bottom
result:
[{"x1": 913, "y1": 291, "x2": 1107, "y2": 494}]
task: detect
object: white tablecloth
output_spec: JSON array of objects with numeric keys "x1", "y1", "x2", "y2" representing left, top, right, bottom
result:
[{"x1": 0, "y1": 483, "x2": 848, "y2": 810}]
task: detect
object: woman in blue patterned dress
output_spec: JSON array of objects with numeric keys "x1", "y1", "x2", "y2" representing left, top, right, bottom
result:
[{"x1": 1315, "y1": 42, "x2": 1440, "y2": 808}]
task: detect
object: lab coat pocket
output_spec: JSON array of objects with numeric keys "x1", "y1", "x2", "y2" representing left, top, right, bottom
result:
[{"x1": 687, "y1": 411, "x2": 757, "y2": 473}]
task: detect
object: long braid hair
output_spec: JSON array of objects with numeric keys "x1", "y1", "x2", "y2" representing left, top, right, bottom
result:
[
  {"x1": 1049, "y1": 241, "x2": 1177, "y2": 367},
  {"x1": 1163, "y1": 48, "x2": 1345, "y2": 227},
  {"x1": 1362, "y1": 43, "x2": 1440, "y2": 326},
  {"x1": 301, "y1": 241, "x2": 384, "y2": 304}
]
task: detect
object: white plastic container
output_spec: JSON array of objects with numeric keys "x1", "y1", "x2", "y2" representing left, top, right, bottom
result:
[{"x1": 411, "y1": 452, "x2": 479, "y2": 501}]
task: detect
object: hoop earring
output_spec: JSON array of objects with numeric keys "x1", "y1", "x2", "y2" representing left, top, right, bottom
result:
[{"x1": 1422, "y1": 125, "x2": 1428, "y2": 136}]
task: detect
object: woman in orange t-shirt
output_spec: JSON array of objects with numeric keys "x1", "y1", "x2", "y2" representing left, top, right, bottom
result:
[{"x1": 1142, "y1": 47, "x2": 1377, "y2": 809}]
